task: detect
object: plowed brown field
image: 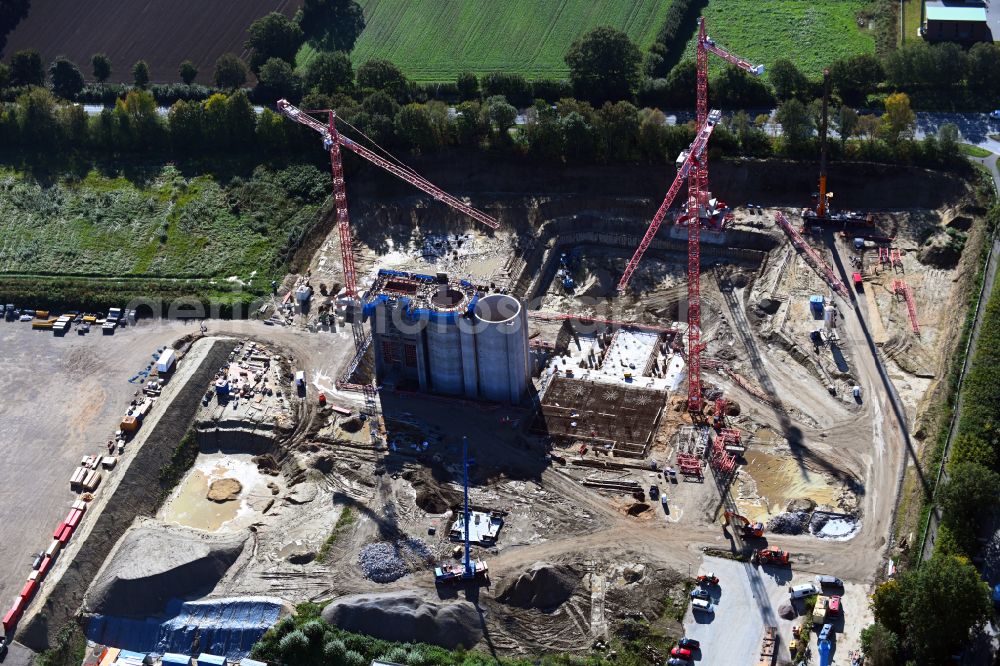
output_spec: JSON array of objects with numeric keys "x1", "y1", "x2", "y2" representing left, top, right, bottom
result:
[{"x1": 2, "y1": 0, "x2": 301, "y2": 85}]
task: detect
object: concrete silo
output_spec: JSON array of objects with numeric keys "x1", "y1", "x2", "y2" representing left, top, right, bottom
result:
[
  {"x1": 364, "y1": 270, "x2": 530, "y2": 404},
  {"x1": 473, "y1": 294, "x2": 530, "y2": 403}
]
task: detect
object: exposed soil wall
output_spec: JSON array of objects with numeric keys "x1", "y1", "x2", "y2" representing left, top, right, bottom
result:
[
  {"x1": 343, "y1": 153, "x2": 970, "y2": 225},
  {"x1": 19, "y1": 337, "x2": 234, "y2": 651}
]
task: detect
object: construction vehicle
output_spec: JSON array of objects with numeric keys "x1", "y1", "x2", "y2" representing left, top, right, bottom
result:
[
  {"x1": 757, "y1": 626, "x2": 778, "y2": 666},
  {"x1": 696, "y1": 572, "x2": 719, "y2": 586},
  {"x1": 752, "y1": 548, "x2": 790, "y2": 566},
  {"x1": 723, "y1": 511, "x2": 764, "y2": 538},
  {"x1": 435, "y1": 436, "x2": 488, "y2": 584}
]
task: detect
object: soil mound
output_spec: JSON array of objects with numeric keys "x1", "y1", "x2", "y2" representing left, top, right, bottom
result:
[
  {"x1": 207, "y1": 478, "x2": 242, "y2": 502},
  {"x1": 495, "y1": 561, "x2": 581, "y2": 609},
  {"x1": 85, "y1": 521, "x2": 246, "y2": 618},
  {"x1": 626, "y1": 502, "x2": 651, "y2": 516},
  {"x1": 321, "y1": 592, "x2": 482, "y2": 649}
]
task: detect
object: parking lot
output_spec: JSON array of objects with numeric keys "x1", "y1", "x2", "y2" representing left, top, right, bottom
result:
[
  {"x1": 0, "y1": 316, "x2": 353, "y2": 613},
  {"x1": 681, "y1": 556, "x2": 870, "y2": 665}
]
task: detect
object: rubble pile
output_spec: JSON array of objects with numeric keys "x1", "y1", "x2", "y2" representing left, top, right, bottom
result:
[{"x1": 766, "y1": 511, "x2": 811, "y2": 535}]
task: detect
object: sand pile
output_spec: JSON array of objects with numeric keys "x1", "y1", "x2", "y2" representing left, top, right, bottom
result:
[
  {"x1": 322, "y1": 592, "x2": 482, "y2": 649},
  {"x1": 207, "y1": 478, "x2": 242, "y2": 502},
  {"x1": 495, "y1": 562, "x2": 581, "y2": 609},
  {"x1": 85, "y1": 521, "x2": 247, "y2": 617}
]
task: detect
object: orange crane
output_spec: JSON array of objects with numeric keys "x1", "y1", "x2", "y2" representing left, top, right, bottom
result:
[{"x1": 276, "y1": 99, "x2": 498, "y2": 305}]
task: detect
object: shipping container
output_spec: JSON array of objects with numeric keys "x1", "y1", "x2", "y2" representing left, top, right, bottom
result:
[
  {"x1": 19, "y1": 579, "x2": 38, "y2": 601},
  {"x1": 70, "y1": 467, "x2": 87, "y2": 490},
  {"x1": 161, "y1": 653, "x2": 191, "y2": 665},
  {"x1": 101, "y1": 456, "x2": 117, "y2": 470},
  {"x1": 120, "y1": 416, "x2": 139, "y2": 433},
  {"x1": 82, "y1": 470, "x2": 102, "y2": 492},
  {"x1": 38, "y1": 555, "x2": 54, "y2": 577},
  {"x1": 34, "y1": 310, "x2": 49, "y2": 319},
  {"x1": 53, "y1": 522, "x2": 66, "y2": 539},
  {"x1": 28, "y1": 570, "x2": 39, "y2": 582},
  {"x1": 72, "y1": 499, "x2": 88, "y2": 511},
  {"x1": 2, "y1": 605, "x2": 21, "y2": 633},
  {"x1": 58, "y1": 524, "x2": 73, "y2": 543},
  {"x1": 31, "y1": 319, "x2": 55, "y2": 330},
  {"x1": 67, "y1": 509, "x2": 83, "y2": 528},
  {"x1": 45, "y1": 539, "x2": 61, "y2": 558}
]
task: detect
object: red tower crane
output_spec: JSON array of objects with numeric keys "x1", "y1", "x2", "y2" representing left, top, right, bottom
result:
[
  {"x1": 276, "y1": 99, "x2": 499, "y2": 301},
  {"x1": 617, "y1": 19, "x2": 763, "y2": 415}
]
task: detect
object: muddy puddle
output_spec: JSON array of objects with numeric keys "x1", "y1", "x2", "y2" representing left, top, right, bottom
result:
[
  {"x1": 735, "y1": 446, "x2": 841, "y2": 523},
  {"x1": 159, "y1": 452, "x2": 273, "y2": 532}
]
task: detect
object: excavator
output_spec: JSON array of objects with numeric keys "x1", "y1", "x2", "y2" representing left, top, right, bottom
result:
[
  {"x1": 751, "y1": 547, "x2": 790, "y2": 566},
  {"x1": 724, "y1": 511, "x2": 764, "y2": 538}
]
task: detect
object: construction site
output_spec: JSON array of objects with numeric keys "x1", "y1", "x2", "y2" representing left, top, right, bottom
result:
[{"x1": 0, "y1": 19, "x2": 992, "y2": 666}]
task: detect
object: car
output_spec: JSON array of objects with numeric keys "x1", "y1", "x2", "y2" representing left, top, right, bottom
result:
[
  {"x1": 789, "y1": 583, "x2": 818, "y2": 599},
  {"x1": 670, "y1": 646, "x2": 692, "y2": 659},
  {"x1": 677, "y1": 637, "x2": 700, "y2": 650},
  {"x1": 690, "y1": 588, "x2": 710, "y2": 600},
  {"x1": 816, "y1": 575, "x2": 844, "y2": 589},
  {"x1": 818, "y1": 623, "x2": 833, "y2": 641},
  {"x1": 667, "y1": 659, "x2": 687, "y2": 666},
  {"x1": 990, "y1": 110, "x2": 1000, "y2": 120},
  {"x1": 691, "y1": 598, "x2": 713, "y2": 613}
]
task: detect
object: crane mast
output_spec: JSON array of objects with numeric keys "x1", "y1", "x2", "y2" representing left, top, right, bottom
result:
[
  {"x1": 618, "y1": 19, "x2": 763, "y2": 415},
  {"x1": 817, "y1": 69, "x2": 831, "y2": 218}
]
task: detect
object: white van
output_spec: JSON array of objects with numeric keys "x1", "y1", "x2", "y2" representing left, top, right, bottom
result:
[
  {"x1": 789, "y1": 583, "x2": 818, "y2": 599},
  {"x1": 691, "y1": 598, "x2": 713, "y2": 613}
]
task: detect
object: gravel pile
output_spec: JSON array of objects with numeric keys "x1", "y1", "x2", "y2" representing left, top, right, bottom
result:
[
  {"x1": 767, "y1": 511, "x2": 811, "y2": 535},
  {"x1": 358, "y1": 540, "x2": 432, "y2": 583}
]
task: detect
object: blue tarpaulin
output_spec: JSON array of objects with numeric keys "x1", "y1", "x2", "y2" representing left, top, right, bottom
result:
[{"x1": 86, "y1": 597, "x2": 282, "y2": 661}]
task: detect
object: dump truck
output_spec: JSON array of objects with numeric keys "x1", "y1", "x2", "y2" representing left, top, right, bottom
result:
[{"x1": 757, "y1": 626, "x2": 777, "y2": 666}]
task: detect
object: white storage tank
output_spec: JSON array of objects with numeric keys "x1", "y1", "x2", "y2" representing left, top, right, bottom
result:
[
  {"x1": 823, "y1": 305, "x2": 838, "y2": 333},
  {"x1": 473, "y1": 294, "x2": 529, "y2": 403}
]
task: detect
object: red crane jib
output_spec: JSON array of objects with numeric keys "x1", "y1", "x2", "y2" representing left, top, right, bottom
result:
[{"x1": 275, "y1": 99, "x2": 499, "y2": 296}]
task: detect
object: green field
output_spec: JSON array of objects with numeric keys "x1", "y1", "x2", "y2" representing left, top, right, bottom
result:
[
  {"x1": 300, "y1": 0, "x2": 675, "y2": 81},
  {"x1": 0, "y1": 165, "x2": 326, "y2": 280},
  {"x1": 682, "y1": 0, "x2": 875, "y2": 77}
]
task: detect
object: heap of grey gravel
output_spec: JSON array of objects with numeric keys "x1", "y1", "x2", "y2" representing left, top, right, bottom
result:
[{"x1": 358, "y1": 540, "x2": 432, "y2": 583}]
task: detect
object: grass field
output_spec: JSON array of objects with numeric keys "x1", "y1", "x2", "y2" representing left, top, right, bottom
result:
[
  {"x1": 902, "y1": 0, "x2": 923, "y2": 45},
  {"x1": 682, "y1": 0, "x2": 875, "y2": 78},
  {"x1": 300, "y1": 0, "x2": 676, "y2": 81},
  {"x1": 0, "y1": 165, "x2": 326, "y2": 281}
]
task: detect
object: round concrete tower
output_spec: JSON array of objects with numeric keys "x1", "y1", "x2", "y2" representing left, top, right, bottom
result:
[{"x1": 473, "y1": 294, "x2": 529, "y2": 403}]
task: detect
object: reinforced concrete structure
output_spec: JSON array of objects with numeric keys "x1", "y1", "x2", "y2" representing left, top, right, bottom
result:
[{"x1": 364, "y1": 270, "x2": 530, "y2": 403}]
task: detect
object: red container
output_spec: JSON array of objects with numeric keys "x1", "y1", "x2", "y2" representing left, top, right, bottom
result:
[
  {"x1": 19, "y1": 579, "x2": 38, "y2": 602},
  {"x1": 38, "y1": 555, "x2": 54, "y2": 577},
  {"x1": 58, "y1": 524, "x2": 73, "y2": 543},
  {"x1": 67, "y1": 509, "x2": 83, "y2": 528},
  {"x1": 53, "y1": 522, "x2": 66, "y2": 539},
  {"x1": 2, "y1": 604, "x2": 22, "y2": 633}
]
